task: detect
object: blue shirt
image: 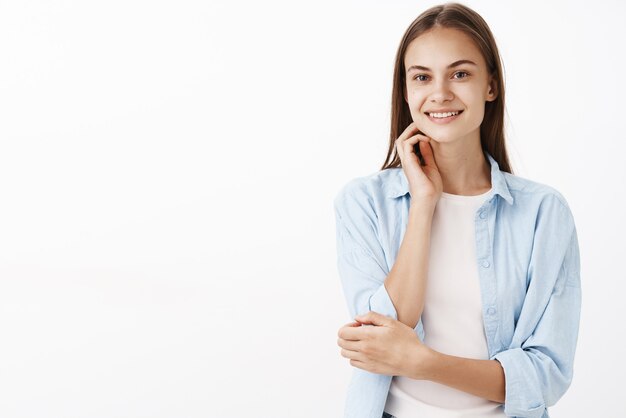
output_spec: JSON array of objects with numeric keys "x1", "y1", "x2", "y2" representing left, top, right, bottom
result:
[{"x1": 334, "y1": 152, "x2": 581, "y2": 418}]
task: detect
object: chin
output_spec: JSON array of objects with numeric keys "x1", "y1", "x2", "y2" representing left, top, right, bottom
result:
[
  {"x1": 424, "y1": 128, "x2": 472, "y2": 144},
  {"x1": 415, "y1": 122, "x2": 454, "y2": 142},
  {"x1": 424, "y1": 132, "x2": 454, "y2": 143}
]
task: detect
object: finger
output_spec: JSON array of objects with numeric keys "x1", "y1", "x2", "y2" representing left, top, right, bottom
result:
[
  {"x1": 337, "y1": 321, "x2": 360, "y2": 334},
  {"x1": 395, "y1": 123, "x2": 425, "y2": 160},
  {"x1": 405, "y1": 132, "x2": 430, "y2": 144},
  {"x1": 401, "y1": 134, "x2": 430, "y2": 155},
  {"x1": 337, "y1": 337, "x2": 362, "y2": 352},
  {"x1": 397, "y1": 122, "x2": 422, "y2": 142},
  {"x1": 337, "y1": 322, "x2": 363, "y2": 340},
  {"x1": 341, "y1": 347, "x2": 362, "y2": 361},
  {"x1": 395, "y1": 137, "x2": 405, "y2": 161},
  {"x1": 402, "y1": 135, "x2": 426, "y2": 155},
  {"x1": 349, "y1": 358, "x2": 368, "y2": 371},
  {"x1": 397, "y1": 129, "x2": 426, "y2": 151},
  {"x1": 403, "y1": 135, "x2": 429, "y2": 160},
  {"x1": 339, "y1": 325, "x2": 366, "y2": 342}
]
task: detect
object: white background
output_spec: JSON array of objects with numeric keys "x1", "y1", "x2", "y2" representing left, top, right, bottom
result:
[{"x1": 0, "y1": 0, "x2": 624, "y2": 417}]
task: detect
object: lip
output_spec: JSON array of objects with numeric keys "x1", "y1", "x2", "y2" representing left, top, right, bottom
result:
[
  {"x1": 425, "y1": 109, "x2": 462, "y2": 113},
  {"x1": 425, "y1": 109, "x2": 463, "y2": 124}
]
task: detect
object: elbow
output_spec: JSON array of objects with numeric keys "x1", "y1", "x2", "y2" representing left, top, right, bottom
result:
[
  {"x1": 527, "y1": 347, "x2": 574, "y2": 408},
  {"x1": 492, "y1": 347, "x2": 575, "y2": 417},
  {"x1": 544, "y1": 369, "x2": 574, "y2": 407}
]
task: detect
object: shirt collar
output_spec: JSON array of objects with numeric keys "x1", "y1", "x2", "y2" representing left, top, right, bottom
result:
[{"x1": 385, "y1": 150, "x2": 514, "y2": 205}]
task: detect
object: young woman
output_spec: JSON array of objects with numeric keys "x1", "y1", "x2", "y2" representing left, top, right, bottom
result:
[{"x1": 334, "y1": 3, "x2": 581, "y2": 418}]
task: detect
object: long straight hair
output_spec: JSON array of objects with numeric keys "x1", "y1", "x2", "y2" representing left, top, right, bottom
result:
[{"x1": 380, "y1": 2, "x2": 513, "y2": 174}]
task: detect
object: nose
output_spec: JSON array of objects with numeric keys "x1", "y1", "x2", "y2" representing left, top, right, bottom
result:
[{"x1": 429, "y1": 79, "x2": 454, "y2": 103}]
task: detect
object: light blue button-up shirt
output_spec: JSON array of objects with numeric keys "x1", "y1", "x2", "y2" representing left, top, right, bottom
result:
[{"x1": 334, "y1": 152, "x2": 581, "y2": 418}]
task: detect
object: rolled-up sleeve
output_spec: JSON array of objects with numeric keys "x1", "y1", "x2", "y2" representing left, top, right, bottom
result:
[
  {"x1": 333, "y1": 181, "x2": 398, "y2": 321},
  {"x1": 492, "y1": 196, "x2": 582, "y2": 418}
]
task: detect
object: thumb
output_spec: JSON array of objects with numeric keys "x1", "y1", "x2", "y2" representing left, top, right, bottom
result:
[{"x1": 355, "y1": 311, "x2": 389, "y2": 326}]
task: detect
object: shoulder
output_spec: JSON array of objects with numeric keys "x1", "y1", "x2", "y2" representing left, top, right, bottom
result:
[
  {"x1": 503, "y1": 172, "x2": 575, "y2": 225},
  {"x1": 504, "y1": 172, "x2": 572, "y2": 208},
  {"x1": 333, "y1": 168, "x2": 400, "y2": 215}
]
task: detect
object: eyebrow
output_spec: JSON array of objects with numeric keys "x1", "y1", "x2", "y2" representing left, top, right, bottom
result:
[{"x1": 406, "y1": 59, "x2": 477, "y2": 73}]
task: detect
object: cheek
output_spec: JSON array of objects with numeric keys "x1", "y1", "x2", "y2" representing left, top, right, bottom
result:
[
  {"x1": 464, "y1": 106, "x2": 487, "y2": 128},
  {"x1": 406, "y1": 92, "x2": 427, "y2": 112}
]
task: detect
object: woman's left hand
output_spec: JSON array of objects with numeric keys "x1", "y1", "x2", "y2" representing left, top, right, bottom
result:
[{"x1": 337, "y1": 311, "x2": 435, "y2": 378}]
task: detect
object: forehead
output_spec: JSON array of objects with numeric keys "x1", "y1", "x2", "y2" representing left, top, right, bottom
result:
[{"x1": 404, "y1": 27, "x2": 485, "y2": 69}]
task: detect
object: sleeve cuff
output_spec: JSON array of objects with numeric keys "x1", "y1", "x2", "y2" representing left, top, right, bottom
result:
[
  {"x1": 492, "y1": 348, "x2": 547, "y2": 418},
  {"x1": 369, "y1": 282, "x2": 397, "y2": 319},
  {"x1": 369, "y1": 282, "x2": 426, "y2": 341}
]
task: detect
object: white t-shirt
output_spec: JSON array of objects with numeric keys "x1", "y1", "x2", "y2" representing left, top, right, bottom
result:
[{"x1": 383, "y1": 189, "x2": 506, "y2": 418}]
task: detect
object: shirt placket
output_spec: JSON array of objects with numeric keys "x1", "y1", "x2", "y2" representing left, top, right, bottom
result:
[{"x1": 474, "y1": 196, "x2": 500, "y2": 357}]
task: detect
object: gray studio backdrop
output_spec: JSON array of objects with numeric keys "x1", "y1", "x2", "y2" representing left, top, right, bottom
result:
[{"x1": 0, "y1": 0, "x2": 623, "y2": 417}]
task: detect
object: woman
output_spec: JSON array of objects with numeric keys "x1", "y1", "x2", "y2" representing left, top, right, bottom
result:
[{"x1": 334, "y1": 3, "x2": 581, "y2": 418}]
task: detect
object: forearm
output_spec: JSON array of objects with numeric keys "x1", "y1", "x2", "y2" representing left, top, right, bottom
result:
[
  {"x1": 418, "y1": 349, "x2": 506, "y2": 404},
  {"x1": 384, "y1": 201, "x2": 435, "y2": 329}
]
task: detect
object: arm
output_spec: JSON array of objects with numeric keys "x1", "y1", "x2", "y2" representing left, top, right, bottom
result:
[
  {"x1": 384, "y1": 200, "x2": 435, "y2": 329},
  {"x1": 411, "y1": 195, "x2": 580, "y2": 416},
  {"x1": 490, "y1": 199, "x2": 581, "y2": 418},
  {"x1": 334, "y1": 181, "x2": 435, "y2": 330},
  {"x1": 414, "y1": 349, "x2": 505, "y2": 404}
]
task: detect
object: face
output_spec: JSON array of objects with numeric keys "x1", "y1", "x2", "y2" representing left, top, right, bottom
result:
[{"x1": 403, "y1": 27, "x2": 497, "y2": 145}]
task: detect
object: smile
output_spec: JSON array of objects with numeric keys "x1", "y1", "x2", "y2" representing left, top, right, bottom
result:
[{"x1": 425, "y1": 110, "x2": 464, "y2": 124}]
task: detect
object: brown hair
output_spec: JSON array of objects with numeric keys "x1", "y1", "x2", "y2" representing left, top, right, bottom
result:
[{"x1": 380, "y1": 2, "x2": 513, "y2": 174}]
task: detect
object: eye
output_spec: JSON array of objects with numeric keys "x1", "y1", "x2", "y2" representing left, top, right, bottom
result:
[{"x1": 412, "y1": 71, "x2": 470, "y2": 82}]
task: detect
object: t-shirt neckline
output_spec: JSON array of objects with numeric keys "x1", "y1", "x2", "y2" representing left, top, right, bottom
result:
[{"x1": 440, "y1": 188, "x2": 492, "y2": 202}]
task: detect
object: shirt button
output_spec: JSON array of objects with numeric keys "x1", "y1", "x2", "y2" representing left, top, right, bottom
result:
[
  {"x1": 481, "y1": 260, "x2": 490, "y2": 268},
  {"x1": 479, "y1": 211, "x2": 487, "y2": 219},
  {"x1": 487, "y1": 307, "x2": 496, "y2": 315}
]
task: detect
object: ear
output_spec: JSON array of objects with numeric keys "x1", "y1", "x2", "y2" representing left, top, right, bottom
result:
[{"x1": 486, "y1": 74, "x2": 498, "y2": 102}]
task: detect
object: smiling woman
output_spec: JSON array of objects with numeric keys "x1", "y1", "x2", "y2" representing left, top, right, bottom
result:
[
  {"x1": 401, "y1": 26, "x2": 497, "y2": 149},
  {"x1": 334, "y1": 3, "x2": 582, "y2": 418}
]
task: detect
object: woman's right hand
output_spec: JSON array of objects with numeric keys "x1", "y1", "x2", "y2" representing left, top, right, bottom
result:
[{"x1": 395, "y1": 122, "x2": 443, "y2": 205}]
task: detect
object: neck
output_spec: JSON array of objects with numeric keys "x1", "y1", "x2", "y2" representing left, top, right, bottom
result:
[{"x1": 429, "y1": 137, "x2": 491, "y2": 196}]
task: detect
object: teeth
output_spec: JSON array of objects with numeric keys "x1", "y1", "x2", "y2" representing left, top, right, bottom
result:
[{"x1": 429, "y1": 111, "x2": 459, "y2": 118}]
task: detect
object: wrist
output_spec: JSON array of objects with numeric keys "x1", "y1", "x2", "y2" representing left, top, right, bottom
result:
[
  {"x1": 410, "y1": 345, "x2": 441, "y2": 380},
  {"x1": 409, "y1": 200, "x2": 436, "y2": 217}
]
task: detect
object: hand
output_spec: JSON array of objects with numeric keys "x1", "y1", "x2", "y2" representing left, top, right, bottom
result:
[
  {"x1": 394, "y1": 122, "x2": 443, "y2": 203},
  {"x1": 336, "y1": 311, "x2": 435, "y2": 378}
]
